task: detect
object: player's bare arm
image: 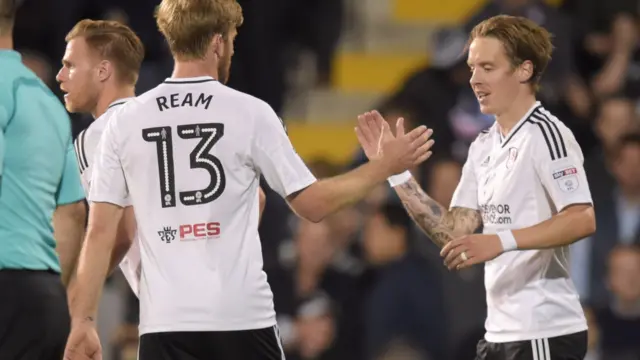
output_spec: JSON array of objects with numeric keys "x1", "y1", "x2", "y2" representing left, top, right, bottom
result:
[
  {"x1": 108, "y1": 206, "x2": 136, "y2": 275},
  {"x1": 287, "y1": 124, "x2": 433, "y2": 223},
  {"x1": 442, "y1": 203, "x2": 595, "y2": 270},
  {"x1": 507, "y1": 203, "x2": 595, "y2": 250},
  {"x1": 396, "y1": 177, "x2": 482, "y2": 247},
  {"x1": 356, "y1": 110, "x2": 482, "y2": 248},
  {"x1": 53, "y1": 200, "x2": 87, "y2": 287},
  {"x1": 69, "y1": 201, "x2": 124, "y2": 324}
]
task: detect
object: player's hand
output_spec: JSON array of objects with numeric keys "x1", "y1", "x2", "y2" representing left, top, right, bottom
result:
[
  {"x1": 440, "y1": 234, "x2": 503, "y2": 270},
  {"x1": 355, "y1": 110, "x2": 394, "y2": 160},
  {"x1": 64, "y1": 321, "x2": 102, "y2": 360},
  {"x1": 379, "y1": 119, "x2": 434, "y2": 175}
]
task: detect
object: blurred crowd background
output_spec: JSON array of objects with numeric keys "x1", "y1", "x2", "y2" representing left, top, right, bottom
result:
[{"x1": 10, "y1": 0, "x2": 640, "y2": 359}]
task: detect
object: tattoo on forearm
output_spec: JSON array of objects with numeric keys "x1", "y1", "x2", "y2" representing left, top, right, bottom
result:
[{"x1": 397, "y1": 178, "x2": 482, "y2": 248}]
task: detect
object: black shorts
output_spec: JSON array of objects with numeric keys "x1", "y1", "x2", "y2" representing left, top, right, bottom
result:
[
  {"x1": 475, "y1": 331, "x2": 588, "y2": 360},
  {"x1": 139, "y1": 326, "x2": 285, "y2": 360},
  {"x1": 0, "y1": 270, "x2": 70, "y2": 360}
]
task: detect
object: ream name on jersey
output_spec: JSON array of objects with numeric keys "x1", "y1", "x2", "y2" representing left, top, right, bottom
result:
[{"x1": 156, "y1": 92, "x2": 213, "y2": 111}]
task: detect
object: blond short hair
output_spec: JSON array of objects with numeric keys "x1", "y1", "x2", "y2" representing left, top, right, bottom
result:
[
  {"x1": 66, "y1": 19, "x2": 144, "y2": 86},
  {"x1": 155, "y1": 0, "x2": 243, "y2": 60},
  {"x1": 467, "y1": 15, "x2": 554, "y2": 91}
]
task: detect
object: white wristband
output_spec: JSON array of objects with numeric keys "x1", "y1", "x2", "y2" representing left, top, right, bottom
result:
[
  {"x1": 497, "y1": 230, "x2": 518, "y2": 252},
  {"x1": 387, "y1": 171, "x2": 412, "y2": 187}
]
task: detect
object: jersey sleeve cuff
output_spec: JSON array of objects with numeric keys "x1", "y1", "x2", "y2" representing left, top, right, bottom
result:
[
  {"x1": 555, "y1": 197, "x2": 594, "y2": 212},
  {"x1": 448, "y1": 200, "x2": 479, "y2": 211},
  {"x1": 283, "y1": 177, "x2": 317, "y2": 198},
  {"x1": 88, "y1": 193, "x2": 129, "y2": 208},
  {"x1": 56, "y1": 194, "x2": 86, "y2": 206}
]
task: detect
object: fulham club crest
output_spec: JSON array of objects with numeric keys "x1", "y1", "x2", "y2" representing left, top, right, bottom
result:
[{"x1": 506, "y1": 147, "x2": 518, "y2": 169}]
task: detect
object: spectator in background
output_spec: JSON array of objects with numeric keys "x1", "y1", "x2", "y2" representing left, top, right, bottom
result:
[
  {"x1": 229, "y1": 0, "x2": 344, "y2": 115},
  {"x1": 572, "y1": 98, "x2": 639, "y2": 301},
  {"x1": 583, "y1": 307, "x2": 602, "y2": 360},
  {"x1": 588, "y1": 14, "x2": 640, "y2": 100},
  {"x1": 592, "y1": 245, "x2": 640, "y2": 359},
  {"x1": 584, "y1": 95, "x2": 639, "y2": 197},
  {"x1": 574, "y1": 133, "x2": 640, "y2": 306},
  {"x1": 362, "y1": 202, "x2": 446, "y2": 360},
  {"x1": 563, "y1": 0, "x2": 640, "y2": 102},
  {"x1": 287, "y1": 291, "x2": 338, "y2": 360},
  {"x1": 383, "y1": 27, "x2": 473, "y2": 162},
  {"x1": 270, "y1": 216, "x2": 364, "y2": 360}
]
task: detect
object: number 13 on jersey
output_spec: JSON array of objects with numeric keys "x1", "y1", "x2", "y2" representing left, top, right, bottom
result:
[{"x1": 142, "y1": 123, "x2": 226, "y2": 208}]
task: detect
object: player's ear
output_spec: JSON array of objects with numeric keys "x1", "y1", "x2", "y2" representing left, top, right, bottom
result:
[
  {"x1": 211, "y1": 34, "x2": 224, "y2": 58},
  {"x1": 517, "y1": 60, "x2": 534, "y2": 84},
  {"x1": 97, "y1": 60, "x2": 113, "y2": 82}
]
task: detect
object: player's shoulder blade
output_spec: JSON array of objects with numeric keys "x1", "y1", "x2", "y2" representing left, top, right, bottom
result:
[{"x1": 525, "y1": 105, "x2": 571, "y2": 161}]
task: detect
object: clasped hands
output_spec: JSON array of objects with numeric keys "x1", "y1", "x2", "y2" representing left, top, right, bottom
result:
[{"x1": 355, "y1": 110, "x2": 504, "y2": 270}]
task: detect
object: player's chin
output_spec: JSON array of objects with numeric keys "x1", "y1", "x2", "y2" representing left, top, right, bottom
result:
[
  {"x1": 478, "y1": 103, "x2": 495, "y2": 115},
  {"x1": 62, "y1": 96, "x2": 75, "y2": 110},
  {"x1": 64, "y1": 99, "x2": 85, "y2": 114},
  {"x1": 63, "y1": 100, "x2": 76, "y2": 113}
]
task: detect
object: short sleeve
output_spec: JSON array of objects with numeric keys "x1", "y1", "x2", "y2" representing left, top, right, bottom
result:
[
  {"x1": 88, "y1": 117, "x2": 129, "y2": 207},
  {"x1": 250, "y1": 101, "x2": 316, "y2": 198},
  {"x1": 533, "y1": 123, "x2": 592, "y2": 212},
  {"x1": 56, "y1": 142, "x2": 86, "y2": 205},
  {"x1": 449, "y1": 145, "x2": 479, "y2": 210}
]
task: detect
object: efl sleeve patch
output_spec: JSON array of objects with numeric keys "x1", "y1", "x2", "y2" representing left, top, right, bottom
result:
[{"x1": 552, "y1": 167, "x2": 579, "y2": 192}]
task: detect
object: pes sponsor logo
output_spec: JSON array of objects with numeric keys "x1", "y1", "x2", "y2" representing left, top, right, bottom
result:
[
  {"x1": 179, "y1": 222, "x2": 221, "y2": 241},
  {"x1": 158, "y1": 226, "x2": 177, "y2": 243}
]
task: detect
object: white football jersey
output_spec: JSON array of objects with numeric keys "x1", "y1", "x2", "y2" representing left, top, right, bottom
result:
[
  {"x1": 450, "y1": 101, "x2": 590, "y2": 342},
  {"x1": 88, "y1": 76, "x2": 317, "y2": 335},
  {"x1": 74, "y1": 98, "x2": 132, "y2": 193},
  {"x1": 73, "y1": 98, "x2": 141, "y2": 295}
]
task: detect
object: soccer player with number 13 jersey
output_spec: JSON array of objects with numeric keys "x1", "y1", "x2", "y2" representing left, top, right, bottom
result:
[{"x1": 63, "y1": 1, "x2": 434, "y2": 359}]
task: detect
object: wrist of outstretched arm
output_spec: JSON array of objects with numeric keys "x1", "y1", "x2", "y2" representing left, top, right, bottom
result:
[
  {"x1": 71, "y1": 313, "x2": 97, "y2": 327},
  {"x1": 387, "y1": 170, "x2": 412, "y2": 187}
]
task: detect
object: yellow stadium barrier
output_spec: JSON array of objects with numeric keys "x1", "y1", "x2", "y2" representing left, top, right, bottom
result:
[{"x1": 287, "y1": 121, "x2": 361, "y2": 165}]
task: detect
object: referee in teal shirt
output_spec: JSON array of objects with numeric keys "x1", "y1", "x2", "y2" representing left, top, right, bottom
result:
[{"x1": 0, "y1": 1, "x2": 87, "y2": 358}]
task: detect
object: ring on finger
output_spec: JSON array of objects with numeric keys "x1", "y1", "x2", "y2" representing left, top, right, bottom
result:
[{"x1": 460, "y1": 251, "x2": 468, "y2": 261}]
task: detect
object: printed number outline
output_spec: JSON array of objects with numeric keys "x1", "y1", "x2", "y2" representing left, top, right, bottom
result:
[{"x1": 142, "y1": 123, "x2": 226, "y2": 208}]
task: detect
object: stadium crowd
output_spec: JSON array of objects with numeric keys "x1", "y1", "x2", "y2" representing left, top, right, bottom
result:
[{"x1": 7, "y1": 0, "x2": 640, "y2": 359}]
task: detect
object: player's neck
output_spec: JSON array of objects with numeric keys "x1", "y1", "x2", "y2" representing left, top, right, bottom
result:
[
  {"x1": 171, "y1": 60, "x2": 219, "y2": 81},
  {"x1": 495, "y1": 94, "x2": 537, "y2": 136},
  {"x1": 92, "y1": 85, "x2": 135, "y2": 119},
  {"x1": 0, "y1": 35, "x2": 13, "y2": 50}
]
